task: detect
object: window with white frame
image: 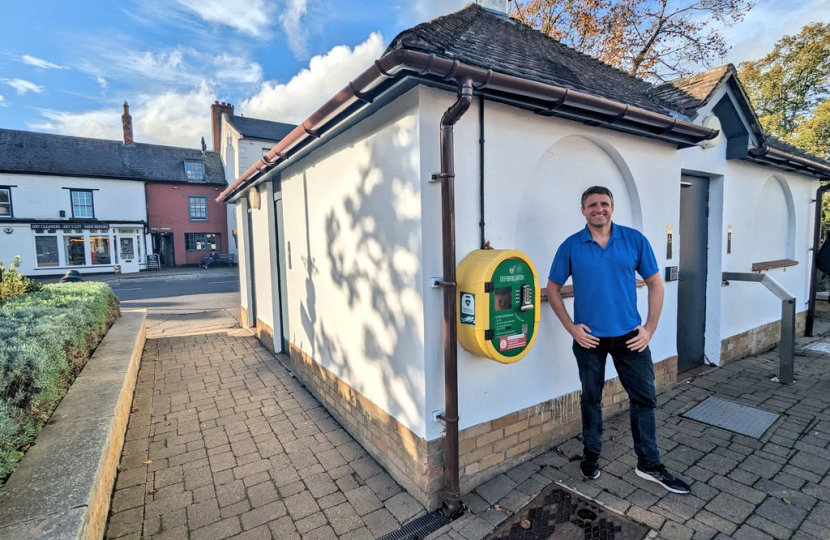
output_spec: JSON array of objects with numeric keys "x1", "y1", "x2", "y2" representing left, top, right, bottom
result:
[
  {"x1": 70, "y1": 190, "x2": 94, "y2": 218},
  {"x1": 0, "y1": 187, "x2": 12, "y2": 217},
  {"x1": 189, "y1": 196, "x2": 208, "y2": 220},
  {"x1": 184, "y1": 160, "x2": 205, "y2": 181}
]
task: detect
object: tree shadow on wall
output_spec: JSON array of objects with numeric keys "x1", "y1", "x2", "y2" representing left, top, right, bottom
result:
[{"x1": 298, "y1": 120, "x2": 426, "y2": 432}]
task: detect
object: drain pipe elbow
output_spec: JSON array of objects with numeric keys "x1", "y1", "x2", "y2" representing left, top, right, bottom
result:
[{"x1": 438, "y1": 77, "x2": 474, "y2": 519}]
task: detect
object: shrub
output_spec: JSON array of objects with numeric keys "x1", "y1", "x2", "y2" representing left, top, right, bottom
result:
[
  {"x1": 0, "y1": 256, "x2": 42, "y2": 303},
  {"x1": 0, "y1": 282, "x2": 119, "y2": 484}
]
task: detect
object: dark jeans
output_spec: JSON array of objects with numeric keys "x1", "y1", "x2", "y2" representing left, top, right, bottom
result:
[{"x1": 572, "y1": 330, "x2": 661, "y2": 469}]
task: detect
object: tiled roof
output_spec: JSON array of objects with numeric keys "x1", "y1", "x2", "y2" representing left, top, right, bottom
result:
[
  {"x1": 385, "y1": 4, "x2": 673, "y2": 115},
  {"x1": 226, "y1": 116, "x2": 296, "y2": 142},
  {"x1": 650, "y1": 65, "x2": 734, "y2": 116},
  {"x1": 0, "y1": 128, "x2": 226, "y2": 185}
]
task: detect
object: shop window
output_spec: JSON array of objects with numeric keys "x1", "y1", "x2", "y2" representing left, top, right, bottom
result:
[
  {"x1": 64, "y1": 236, "x2": 86, "y2": 265},
  {"x1": 0, "y1": 187, "x2": 12, "y2": 218},
  {"x1": 189, "y1": 196, "x2": 208, "y2": 221},
  {"x1": 35, "y1": 236, "x2": 59, "y2": 267},
  {"x1": 89, "y1": 236, "x2": 112, "y2": 265},
  {"x1": 71, "y1": 190, "x2": 94, "y2": 218},
  {"x1": 185, "y1": 233, "x2": 218, "y2": 251},
  {"x1": 184, "y1": 161, "x2": 205, "y2": 181}
]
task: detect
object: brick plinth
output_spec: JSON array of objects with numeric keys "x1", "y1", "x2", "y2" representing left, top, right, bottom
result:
[
  {"x1": 283, "y1": 342, "x2": 678, "y2": 511},
  {"x1": 254, "y1": 318, "x2": 275, "y2": 353},
  {"x1": 720, "y1": 311, "x2": 806, "y2": 365}
]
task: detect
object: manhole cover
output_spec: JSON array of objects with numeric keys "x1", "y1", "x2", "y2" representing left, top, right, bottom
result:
[
  {"x1": 681, "y1": 396, "x2": 779, "y2": 438},
  {"x1": 804, "y1": 341, "x2": 830, "y2": 354},
  {"x1": 486, "y1": 484, "x2": 648, "y2": 540}
]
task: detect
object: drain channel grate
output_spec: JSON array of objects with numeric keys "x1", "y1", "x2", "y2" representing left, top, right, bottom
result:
[
  {"x1": 377, "y1": 511, "x2": 451, "y2": 540},
  {"x1": 681, "y1": 396, "x2": 779, "y2": 438},
  {"x1": 487, "y1": 484, "x2": 647, "y2": 540}
]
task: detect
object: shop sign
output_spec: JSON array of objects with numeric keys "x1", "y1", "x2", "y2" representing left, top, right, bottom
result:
[{"x1": 31, "y1": 223, "x2": 110, "y2": 230}]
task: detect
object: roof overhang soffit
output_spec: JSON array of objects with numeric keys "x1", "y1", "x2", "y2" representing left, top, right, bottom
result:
[{"x1": 705, "y1": 81, "x2": 765, "y2": 160}]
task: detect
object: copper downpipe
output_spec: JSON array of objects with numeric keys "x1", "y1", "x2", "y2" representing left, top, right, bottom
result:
[{"x1": 437, "y1": 78, "x2": 474, "y2": 517}]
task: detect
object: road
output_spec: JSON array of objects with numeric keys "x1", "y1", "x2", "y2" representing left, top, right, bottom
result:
[{"x1": 110, "y1": 275, "x2": 243, "y2": 338}]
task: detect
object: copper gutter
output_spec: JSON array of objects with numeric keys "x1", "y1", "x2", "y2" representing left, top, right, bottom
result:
[
  {"x1": 434, "y1": 78, "x2": 474, "y2": 517},
  {"x1": 748, "y1": 146, "x2": 830, "y2": 178},
  {"x1": 217, "y1": 49, "x2": 718, "y2": 203}
]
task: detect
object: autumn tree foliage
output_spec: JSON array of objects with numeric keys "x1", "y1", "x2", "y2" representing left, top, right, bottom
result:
[
  {"x1": 738, "y1": 23, "x2": 830, "y2": 159},
  {"x1": 510, "y1": 0, "x2": 755, "y2": 81}
]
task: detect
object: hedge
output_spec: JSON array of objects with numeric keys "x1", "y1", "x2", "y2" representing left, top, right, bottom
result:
[{"x1": 0, "y1": 282, "x2": 120, "y2": 484}]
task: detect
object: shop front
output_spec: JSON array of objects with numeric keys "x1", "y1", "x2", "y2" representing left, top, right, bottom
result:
[{"x1": 29, "y1": 222, "x2": 145, "y2": 275}]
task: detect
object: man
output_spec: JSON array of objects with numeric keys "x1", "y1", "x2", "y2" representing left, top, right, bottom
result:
[
  {"x1": 202, "y1": 250, "x2": 219, "y2": 268},
  {"x1": 547, "y1": 186, "x2": 690, "y2": 494}
]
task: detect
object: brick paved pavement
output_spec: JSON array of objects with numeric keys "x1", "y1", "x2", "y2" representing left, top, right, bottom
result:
[
  {"x1": 105, "y1": 332, "x2": 425, "y2": 540},
  {"x1": 107, "y1": 321, "x2": 830, "y2": 540},
  {"x1": 428, "y1": 322, "x2": 830, "y2": 540}
]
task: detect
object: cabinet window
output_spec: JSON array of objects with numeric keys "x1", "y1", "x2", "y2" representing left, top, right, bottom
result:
[
  {"x1": 0, "y1": 188, "x2": 11, "y2": 218},
  {"x1": 189, "y1": 196, "x2": 208, "y2": 221},
  {"x1": 71, "y1": 190, "x2": 94, "y2": 218},
  {"x1": 35, "y1": 236, "x2": 59, "y2": 267},
  {"x1": 184, "y1": 161, "x2": 205, "y2": 181},
  {"x1": 185, "y1": 233, "x2": 218, "y2": 251}
]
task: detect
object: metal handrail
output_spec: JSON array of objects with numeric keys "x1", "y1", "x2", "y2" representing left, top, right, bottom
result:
[{"x1": 722, "y1": 272, "x2": 795, "y2": 384}]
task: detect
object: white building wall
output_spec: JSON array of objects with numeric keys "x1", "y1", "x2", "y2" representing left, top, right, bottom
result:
[
  {"x1": 680, "y1": 138, "x2": 818, "y2": 364},
  {"x1": 249, "y1": 181, "x2": 278, "y2": 347},
  {"x1": 0, "y1": 173, "x2": 147, "y2": 275},
  {"x1": 279, "y1": 90, "x2": 427, "y2": 437},
  {"x1": 236, "y1": 201, "x2": 251, "y2": 316},
  {"x1": 418, "y1": 87, "x2": 683, "y2": 437}
]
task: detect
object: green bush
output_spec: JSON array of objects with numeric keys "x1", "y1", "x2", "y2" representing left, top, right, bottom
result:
[
  {"x1": 0, "y1": 282, "x2": 119, "y2": 484},
  {"x1": 0, "y1": 256, "x2": 42, "y2": 303}
]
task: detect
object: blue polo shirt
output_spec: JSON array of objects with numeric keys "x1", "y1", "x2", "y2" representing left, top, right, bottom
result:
[{"x1": 549, "y1": 223, "x2": 659, "y2": 337}]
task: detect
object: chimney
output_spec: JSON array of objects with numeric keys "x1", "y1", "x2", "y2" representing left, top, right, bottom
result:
[
  {"x1": 474, "y1": 0, "x2": 509, "y2": 15},
  {"x1": 211, "y1": 101, "x2": 234, "y2": 152},
  {"x1": 122, "y1": 101, "x2": 134, "y2": 145}
]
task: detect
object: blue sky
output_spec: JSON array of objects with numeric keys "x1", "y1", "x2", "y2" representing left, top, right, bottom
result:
[{"x1": 1, "y1": 0, "x2": 828, "y2": 149}]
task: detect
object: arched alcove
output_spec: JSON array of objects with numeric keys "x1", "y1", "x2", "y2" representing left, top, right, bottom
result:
[
  {"x1": 512, "y1": 134, "x2": 643, "y2": 268},
  {"x1": 751, "y1": 175, "x2": 795, "y2": 262}
]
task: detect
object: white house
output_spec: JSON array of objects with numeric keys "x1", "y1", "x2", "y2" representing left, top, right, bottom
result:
[
  {"x1": 209, "y1": 101, "x2": 296, "y2": 261},
  {"x1": 0, "y1": 129, "x2": 149, "y2": 276},
  {"x1": 217, "y1": 2, "x2": 830, "y2": 510}
]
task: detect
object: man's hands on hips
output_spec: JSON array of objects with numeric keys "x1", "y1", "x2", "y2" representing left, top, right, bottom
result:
[
  {"x1": 569, "y1": 324, "x2": 600, "y2": 349},
  {"x1": 626, "y1": 325, "x2": 653, "y2": 352}
]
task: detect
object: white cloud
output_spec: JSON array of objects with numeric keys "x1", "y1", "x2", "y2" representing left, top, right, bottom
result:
[
  {"x1": 31, "y1": 83, "x2": 217, "y2": 148},
  {"x1": 19, "y1": 55, "x2": 67, "y2": 70},
  {"x1": 723, "y1": 0, "x2": 830, "y2": 64},
  {"x1": 280, "y1": 0, "x2": 310, "y2": 58},
  {"x1": 241, "y1": 33, "x2": 385, "y2": 124},
  {"x1": 1, "y1": 78, "x2": 44, "y2": 95},
  {"x1": 79, "y1": 45, "x2": 262, "y2": 90},
  {"x1": 95, "y1": 76, "x2": 108, "y2": 89},
  {"x1": 171, "y1": 0, "x2": 275, "y2": 38},
  {"x1": 0, "y1": 94, "x2": 7, "y2": 107}
]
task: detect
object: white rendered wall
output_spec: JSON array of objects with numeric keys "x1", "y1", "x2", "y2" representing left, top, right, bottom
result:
[
  {"x1": 680, "y1": 138, "x2": 818, "y2": 364},
  {"x1": 236, "y1": 201, "x2": 252, "y2": 316},
  {"x1": 0, "y1": 173, "x2": 147, "y2": 275},
  {"x1": 418, "y1": 87, "x2": 682, "y2": 437},
  {"x1": 249, "y1": 181, "x2": 279, "y2": 349},
  {"x1": 279, "y1": 90, "x2": 427, "y2": 437}
]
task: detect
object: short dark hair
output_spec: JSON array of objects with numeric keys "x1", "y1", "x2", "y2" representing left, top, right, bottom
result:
[{"x1": 581, "y1": 186, "x2": 614, "y2": 208}]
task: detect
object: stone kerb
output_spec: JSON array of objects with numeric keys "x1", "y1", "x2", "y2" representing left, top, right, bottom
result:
[{"x1": 0, "y1": 310, "x2": 147, "y2": 540}]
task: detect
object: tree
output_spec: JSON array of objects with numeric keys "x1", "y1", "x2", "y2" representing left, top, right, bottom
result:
[
  {"x1": 510, "y1": 0, "x2": 754, "y2": 81},
  {"x1": 738, "y1": 23, "x2": 830, "y2": 157}
]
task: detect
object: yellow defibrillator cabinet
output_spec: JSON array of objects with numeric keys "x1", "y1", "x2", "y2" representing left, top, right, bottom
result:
[{"x1": 457, "y1": 250, "x2": 541, "y2": 363}]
